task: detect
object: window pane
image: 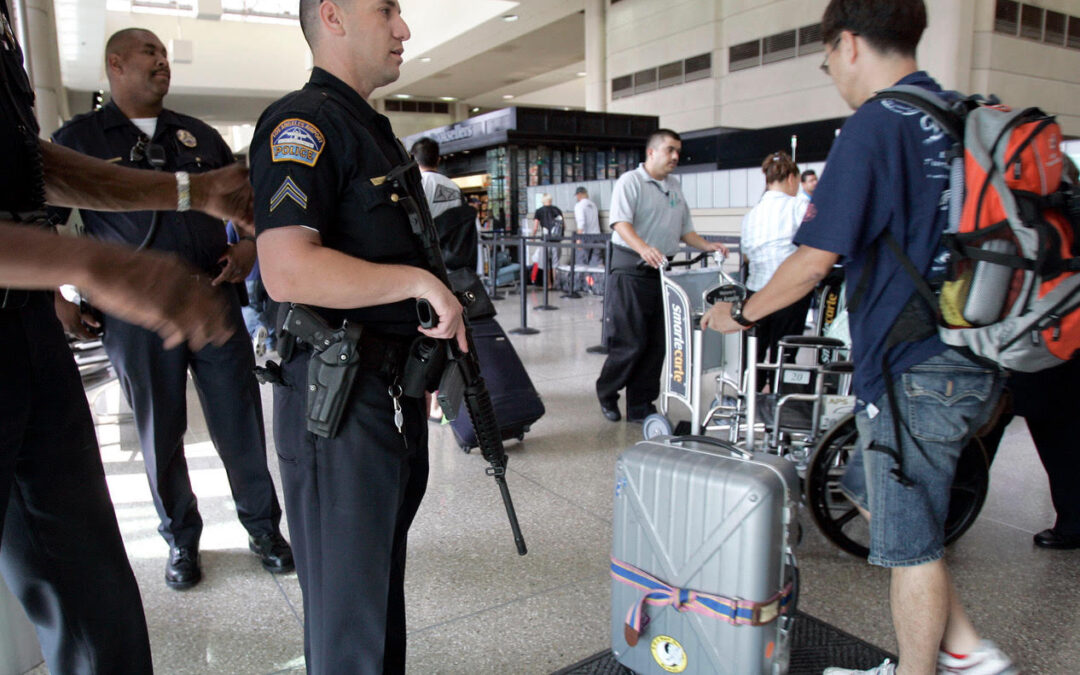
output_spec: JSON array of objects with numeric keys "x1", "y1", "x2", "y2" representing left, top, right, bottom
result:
[
  {"x1": 658, "y1": 61, "x2": 683, "y2": 89},
  {"x1": 684, "y1": 53, "x2": 711, "y2": 81},
  {"x1": 763, "y1": 29, "x2": 797, "y2": 64},
  {"x1": 1069, "y1": 15, "x2": 1080, "y2": 49},
  {"x1": 612, "y1": 75, "x2": 633, "y2": 100},
  {"x1": 994, "y1": 0, "x2": 1019, "y2": 35},
  {"x1": 1020, "y1": 3, "x2": 1044, "y2": 40},
  {"x1": 1045, "y1": 10, "x2": 1066, "y2": 45},
  {"x1": 729, "y1": 40, "x2": 760, "y2": 72},
  {"x1": 634, "y1": 68, "x2": 658, "y2": 95},
  {"x1": 798, "y1": 23, "x2": 824, "y2": 55},
  {"x1": 221, "y1": 0, "x2": 299, "y2": 19}
]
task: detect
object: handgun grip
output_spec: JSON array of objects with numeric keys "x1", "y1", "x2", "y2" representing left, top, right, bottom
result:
[{"x1": 416, "y1": 298, "x2": 437, "y2": 329}]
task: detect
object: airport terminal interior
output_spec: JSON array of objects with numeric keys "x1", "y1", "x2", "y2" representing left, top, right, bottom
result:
[{"x1": 3, "y1": 0, "x2": 1080, "y2": 673}]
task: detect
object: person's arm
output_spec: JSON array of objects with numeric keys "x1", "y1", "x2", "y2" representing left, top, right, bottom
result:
[
  {"x1": 41, "y1": 140, "x2": 254, "y2": 232},
  {"x1": 212, "y1": 238, "x2": 257, "y2": 286},
  {"x1": 701, "y1": 244, "x2": 838, "y2": 333},
  {"x1": 0, "y1": 223, "x2": 232, "y2": 349},
  {"x1": 681, "y1": 231, "x2": 729, "y2": 256},
  {"x1": 257, "y1": 226, "x2": 467, "y2": 351}
]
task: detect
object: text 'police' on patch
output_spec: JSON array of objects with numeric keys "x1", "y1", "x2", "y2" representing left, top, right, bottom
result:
[{"x1": 270, "y1": 118, "x2": 325, "y2": 167}]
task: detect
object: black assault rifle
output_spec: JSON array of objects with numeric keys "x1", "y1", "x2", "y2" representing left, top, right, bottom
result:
[{"x1": 374, "y1": 155, "x2": 527, "y2": 556}]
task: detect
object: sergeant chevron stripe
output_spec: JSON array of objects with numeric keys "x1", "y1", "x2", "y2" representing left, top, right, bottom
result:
[{"x1": 270, "y1": 176, "x2": 308, "y2": 212}]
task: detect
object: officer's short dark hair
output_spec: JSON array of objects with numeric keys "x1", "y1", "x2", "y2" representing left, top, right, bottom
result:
[
  {"x1": 575, "y1": 186, "x2": 588, "y2": 195},
  {"x1": 299, "y1": 0, "x2": 322, "y2": 49},
  {"x1": 801, "y1": 169, "x2": 817, "y2": 182},
  {"x1": 410, "y1": 137, "x2": 440, "y2": 169},
  {"x1": 646, "y1": 129, "x2": 681, "y2": 150},
  {"x1": 822, "y1": 0, "x2": 926, "y2": 57}
]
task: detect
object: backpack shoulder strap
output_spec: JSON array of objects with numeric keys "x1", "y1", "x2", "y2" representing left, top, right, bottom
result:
[{"x1": 870, "y1": 86, "x2": 965, "y2": 141}]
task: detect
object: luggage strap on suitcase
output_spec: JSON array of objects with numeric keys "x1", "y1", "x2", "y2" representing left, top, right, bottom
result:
[{"x1": 611, "y1": 556, "x2": 793, "y2": 647}]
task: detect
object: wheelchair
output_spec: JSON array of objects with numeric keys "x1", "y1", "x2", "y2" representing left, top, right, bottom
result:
[{"x1": 643, "y1": 255, "x2": 991, "y2": 558}]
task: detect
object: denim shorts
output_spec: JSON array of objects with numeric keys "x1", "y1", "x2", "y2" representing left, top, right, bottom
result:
[{"x1": 840, "y1": 349, "x2": 1002, "y2": 567}]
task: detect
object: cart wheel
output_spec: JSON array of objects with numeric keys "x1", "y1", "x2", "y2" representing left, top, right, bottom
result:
[
  {"x1": 804, "y1": 414, "x2": 991, "y2": 559},
  {"x1": 642, "y1": 413, "x2": 673, "y2": 440}
]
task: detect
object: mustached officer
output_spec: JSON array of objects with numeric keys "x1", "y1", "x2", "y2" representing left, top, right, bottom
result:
[
  {"x1": 250, "y1": 0, "x2": 466, "y2": 672},
  {"x1": 51, "y1": 27, "x2": 293, "y2": 590}
]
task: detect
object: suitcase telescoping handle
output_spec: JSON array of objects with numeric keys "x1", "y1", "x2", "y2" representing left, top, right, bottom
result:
[{"x1": 668, "y1": 435, "x2": 754, "y2": 460}]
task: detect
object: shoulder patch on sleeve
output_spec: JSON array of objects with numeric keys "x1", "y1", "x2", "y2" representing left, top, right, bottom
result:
[
  {"x1": 270, "y1": 176, "x2": 309, "y2": 212},
  {"x1": 270, "y1": 118, "x2": 325, "y2": 167}
]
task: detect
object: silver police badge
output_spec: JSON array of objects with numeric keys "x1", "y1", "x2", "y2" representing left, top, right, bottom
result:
[{"x1": 176, "y1": 129, "x2": 197, "y2": 148}]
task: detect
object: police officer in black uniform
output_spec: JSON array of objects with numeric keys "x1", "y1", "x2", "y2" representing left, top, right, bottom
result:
[
  {"x1": 50, "y1": 28, "x2": 292, "y2": 589},
  {"x1": 1, "y1": 1, "x2": 250, "y2": 669},
  {"x1": 250, "y1": 1, "x2": 465, "y2": 672}
]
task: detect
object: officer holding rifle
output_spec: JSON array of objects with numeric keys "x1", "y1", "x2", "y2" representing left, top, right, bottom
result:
[{"x1": 250, "y1": 1, "x2": 468, "y2": 672}]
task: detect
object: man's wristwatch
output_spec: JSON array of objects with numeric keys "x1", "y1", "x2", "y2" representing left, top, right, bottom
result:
[
  {"x1": 175, "y1": 171, "x2": 191, "y2": 212},
  {"x1": 730, "y1": 300, "x2": 755, "y2": 328}
]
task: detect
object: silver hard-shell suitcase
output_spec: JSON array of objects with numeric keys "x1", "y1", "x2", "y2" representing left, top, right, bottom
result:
[{"x1": 611, "y1": 436, "x2": 798, "y2": 675}]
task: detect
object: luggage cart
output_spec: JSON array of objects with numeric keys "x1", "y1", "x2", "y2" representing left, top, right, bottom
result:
[{"x1": 641, "y1": 253, "x2": 745, "y2": 440}]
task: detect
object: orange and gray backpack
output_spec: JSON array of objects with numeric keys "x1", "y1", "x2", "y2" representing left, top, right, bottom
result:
[{"x1": 867, "y1": 85, "x2": 1080, "y2": 374}]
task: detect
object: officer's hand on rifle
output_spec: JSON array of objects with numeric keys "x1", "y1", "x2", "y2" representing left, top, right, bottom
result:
[{"x1": 416, "y1": 279, "x2": 468, "y2": 352}]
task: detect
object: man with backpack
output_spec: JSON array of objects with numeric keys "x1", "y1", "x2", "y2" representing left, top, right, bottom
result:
[{"x1": 702, "y1": 2, "x2": 1017, "y2": 673}]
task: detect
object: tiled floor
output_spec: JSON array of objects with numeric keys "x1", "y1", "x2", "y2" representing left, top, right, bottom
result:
[{"x1": 19, "y1": 287, "x2": 1080, "y2": 674}]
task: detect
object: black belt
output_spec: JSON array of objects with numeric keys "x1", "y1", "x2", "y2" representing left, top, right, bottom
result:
[{"x1": 610, "y1": 245, "x2": 664, "y2": 278}]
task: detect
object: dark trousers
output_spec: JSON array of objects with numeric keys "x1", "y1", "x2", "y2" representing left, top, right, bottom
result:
[
  {"x1": 0, "y1": 294, "x2": 152, "y2": 673},
  {"x1": 982, "y1": 359, "x2": 1080, "y2": 536},
  {"x1": 596, "y1": 269, "x2": 665, "y2": 417},
  {"x1": 102, "y1": 292, "x2": 280, "y2": 548},
  {"x1": 749, "y1": 290, "x2": 814, "y2": 391},
  {"x1": 275, "y1": 354, "x2": 429, "y2": 675}
]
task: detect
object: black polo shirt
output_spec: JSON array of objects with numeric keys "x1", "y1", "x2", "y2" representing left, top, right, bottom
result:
[
  {"x1": 251, "y1": 67, "x2": 427, "y2": 336},
  {"x1": 50, "y1": 101, "x2": 233, "y2": 274},
  {"x1": 0, "y1": 1, "x2": 44, "y2": 215}
]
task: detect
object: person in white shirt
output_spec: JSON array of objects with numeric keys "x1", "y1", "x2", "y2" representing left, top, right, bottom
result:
[
  {"x1": 798, "y1": 168, "x2": 818, "y2": 202},
  {"x1": 410, "y1": 136, "x2": 462, "y2": 220},
  {"x1": 740, "y1": 152, "x2": 812, "y2": 382},
  {"x1": 573, "y1": 186, "x2": 602, "y2": 266}
]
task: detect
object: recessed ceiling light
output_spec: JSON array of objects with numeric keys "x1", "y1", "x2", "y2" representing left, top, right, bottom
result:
[
  {"x1": 394, "y1": 94, "x2": 411, "y2": 99},
  {"x1": 419, "y1": 57, "x2": 432, "y2": 63},
  {"x1": 439, "y1": 96, "x2": 457, "y2": 101},
  {"x1": 576, "y1": 72, "x2": 586, "y2": 77},
  {"x1": 502, "y1": 14, "x2": 519, "y2": 22},
  {"x1": 502, "y1": 94, "x2": 514, "y2": 100}
]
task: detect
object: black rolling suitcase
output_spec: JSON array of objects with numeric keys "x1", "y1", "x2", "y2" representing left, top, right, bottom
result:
[{"x1": 450, "y1": 317, "x2": 544, "y2": 451}]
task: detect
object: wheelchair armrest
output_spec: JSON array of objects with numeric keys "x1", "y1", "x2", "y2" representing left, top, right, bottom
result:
[
  {"x1": 778, "y1": 335, "x2": 847, "y2": 349},
  {"x1": 820, "y1": 360, "x2": 854, "y2": 374}
]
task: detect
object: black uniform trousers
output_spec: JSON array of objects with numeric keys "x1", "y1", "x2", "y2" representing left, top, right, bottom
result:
[
  {"x1": 0, "y1": 293, "x2": 152, "y2": 673},
  {"x1": 275, "y1": 351, "x2": 428, "y2": 675},
  {"x1": 102, "y1": 290, "x2": 281, "y2": 548},
  {"x1": 748, "y1": 290, "x2": 814, "y2": 391},
  {"x1": 596, "y1": 266, "x2": 665, "y2": 418},
  {"x1": 982, "y1": 359, "x2": 1080, "y2": 536}
]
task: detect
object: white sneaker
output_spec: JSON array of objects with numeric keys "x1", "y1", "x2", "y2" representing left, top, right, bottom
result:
[
  {"x1": 824, "y1": 659, "x2": 897, "y2": 675},
  {"x1": 254, "y1": 326, "x2": 269, "y2": 357},
  {"x1": 938, "y1": 640, "x2": 1018, "y2": 674}
]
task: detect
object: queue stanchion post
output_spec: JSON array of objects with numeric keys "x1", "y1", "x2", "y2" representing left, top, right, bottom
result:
[
  {"x1": 585, "y1": 236, "x2": 613, "y2": 355},
  {"x1": 509, "y1": 235, "x2": 539, "y2": 335},
  {"x1": 487, "y1": 231, "x2": 504, "y2": 300},
  {"x1": 561, "y1": 236, "x2": 582, "y2": 300},
  {"x1": 534, "y1": 238, "x2": 558, "y2": 311}
]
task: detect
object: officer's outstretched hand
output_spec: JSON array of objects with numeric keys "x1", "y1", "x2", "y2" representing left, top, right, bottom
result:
[
  {"x1": 700, "y1": 301, "x2": 742, "y2": 334},
  {"x1": 192, "y1": 163, "x2": 255, "y2": 234},
  {"x1": 84, "y1": 245, "x2": 234, "y2": 350},
  {"x1": 213, "y1": 238, "x2": 257, "y2": 286},
  {"x1": 418, "y1": 283, "x2": 468, "y2": 353}
]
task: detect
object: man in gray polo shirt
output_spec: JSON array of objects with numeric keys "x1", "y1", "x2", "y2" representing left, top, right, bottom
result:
[{"x1": 596, "y1": 129, "x2": 726, "y2": 422}]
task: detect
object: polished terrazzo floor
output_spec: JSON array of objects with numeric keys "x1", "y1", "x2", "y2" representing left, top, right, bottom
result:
[{"x1": 20, "y1": 287, "x2": 1080, "y2": 674}]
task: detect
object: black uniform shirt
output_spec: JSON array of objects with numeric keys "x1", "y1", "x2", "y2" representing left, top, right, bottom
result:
[
  {"x1": 50, "y1": 102, "x2": 233, "y2": 274},
  {"x1": 0, "y1": 1, "x2": 44, "y2": 214},
  {"x1": 251, "y1": 67, "x2": 427, "y2": 336}
]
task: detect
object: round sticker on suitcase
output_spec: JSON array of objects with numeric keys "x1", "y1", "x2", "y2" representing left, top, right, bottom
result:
[{"x1": 650, "y1": 635, "x2": 687, "y2": 673}]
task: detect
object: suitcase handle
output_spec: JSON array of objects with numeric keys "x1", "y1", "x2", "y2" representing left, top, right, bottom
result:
[{"x1": 668, "y1": 435, "x2": 754, "y2": 460}]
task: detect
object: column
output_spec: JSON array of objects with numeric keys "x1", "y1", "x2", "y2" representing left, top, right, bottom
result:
[
  {"x1": 22, "y1": 0, "x2": 69, "y2": 136},
  {"x1": 584, "y1": 0, "x2": 606, "y2": 112}
]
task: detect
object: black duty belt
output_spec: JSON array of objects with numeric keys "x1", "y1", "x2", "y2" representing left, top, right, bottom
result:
[{"x1": 292, "y1": 330, "x2": 412, "y2": 379}]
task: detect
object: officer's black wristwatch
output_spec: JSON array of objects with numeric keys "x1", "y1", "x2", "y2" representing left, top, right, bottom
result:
[{"x1": 730, "y1": 300, "x2": 755, "y2": 328}]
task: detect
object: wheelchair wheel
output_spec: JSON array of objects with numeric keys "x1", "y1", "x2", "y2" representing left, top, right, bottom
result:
[
  {"x1": 642, "y1": 413, "x2": 673, "y2": 440},
  {"x1": 804, "y1": 414, "x2": 991, "y2": 559}
]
